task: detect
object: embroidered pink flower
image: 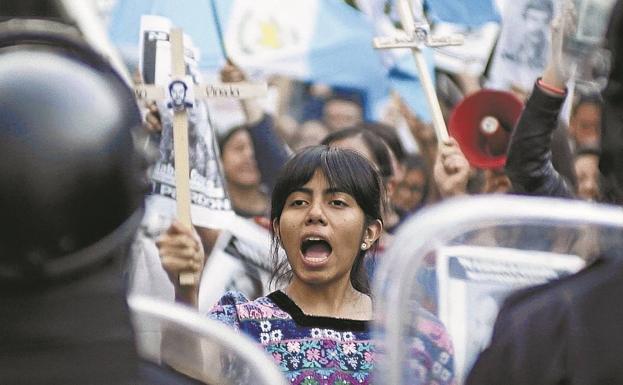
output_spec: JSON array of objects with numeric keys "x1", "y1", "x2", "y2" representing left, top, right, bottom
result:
[
  {"x1": 272, "y1": 353, "x2": 282, "y2": 364},
  {"x1": 305, "y1": 348, "x2": 321, "y2": 361},
  {"x1": 342, "y1": 343, "x2": 357, "y2": 355},
  {"x1": 364, "y1": 351, "x2": 374, "y2": 363},
  {"x1": 237, "y1": 306, "x2": 249, "y2": 319},
  {"x1": 248, "y1": 308, "x2": 263, "y2": 319},
  {"x1": 287, "y1": 341, "x2": 301, "y2": 353},
  {"x1": 418, "y1": 317, "x2": 454, "y2": 351}
]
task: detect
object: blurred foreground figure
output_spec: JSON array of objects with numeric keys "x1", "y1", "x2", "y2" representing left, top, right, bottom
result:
[
  {"x1": 467, "y1": 1, "x2": 623, "y2": 384},
  {"x1": 0, "y1": 21, "x2": 146, "y2": 384}
]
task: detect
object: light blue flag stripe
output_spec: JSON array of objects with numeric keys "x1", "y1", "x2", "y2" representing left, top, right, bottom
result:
[
  {"x1": 108, "y1": 0, "x2": 432, "y2": 121},
  {"x1": 423, "y1": 0, "x2": 501, "y2": 27},
  {"x1": 108, "y1": 0, "x2": 233, "y2": 70},
  {"x1": 389, "y1": 48, "x2": 435, "y2": 122},
  {"x1": 307, "y1": 0, "x2": 389, "y2": 118}
]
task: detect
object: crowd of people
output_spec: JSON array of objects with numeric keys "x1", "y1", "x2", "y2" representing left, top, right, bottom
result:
[{"x1": 3, "y1": 0, "x2": 623, "y2": 384}]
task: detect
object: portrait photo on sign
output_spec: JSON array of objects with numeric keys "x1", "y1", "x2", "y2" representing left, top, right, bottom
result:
[
  {"x1": 488, "y1": 0, "x2": 558, "y2": 91},
  {"x1": 166, "y1": 78, "x2": 194, "y2": 110}
]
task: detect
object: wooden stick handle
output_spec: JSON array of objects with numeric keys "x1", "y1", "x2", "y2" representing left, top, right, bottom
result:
[
  {"x1": 170, "y1": 28, "x2": 196, "y2": 286},
  {"x1": 412, "y1": 49, "x2": 449, "y2": 144}
]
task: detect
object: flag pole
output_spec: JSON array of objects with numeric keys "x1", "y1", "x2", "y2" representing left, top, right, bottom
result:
[{"x1": 209, "y1": 0, "x2": 230, "y2": 61}]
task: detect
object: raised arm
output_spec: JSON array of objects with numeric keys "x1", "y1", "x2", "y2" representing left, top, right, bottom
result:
[
  {"x1": 220, "y1": 61, "x2": 290, "y2": 192},
  {"x1": 504, "y1": 10, "x2": 575, "y2": 198}
]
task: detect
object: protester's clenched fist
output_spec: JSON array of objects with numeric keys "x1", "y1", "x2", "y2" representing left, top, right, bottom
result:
[
  {"x1": 157, "y1": 220, "x2": 205, "y2": 305},
  {"x1": 144, "y1": 101, "x2": 162, "y2": 133},
  {"x1": 434, "y1": 137, "x2": 470, "y2": 198},
  {"x1": 220, "y1": 59, "x2": 246, "y2": 83}
]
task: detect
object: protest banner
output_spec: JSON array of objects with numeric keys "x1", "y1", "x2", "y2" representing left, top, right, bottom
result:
[
  {"x1": 109, "y1": 0, "x2": 440, "y2": 121},
  {"x1": 139, "y1": 16, "x2": 233, "y2": 236},
  {"x1": 137, "y1": 15, "x2": 267, "y2": 284},
  {"x1": 436, "y1": 245, "x2": 585, "y2": 383}
]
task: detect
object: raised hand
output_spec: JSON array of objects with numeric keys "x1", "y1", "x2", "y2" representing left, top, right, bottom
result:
[
  {"x1": 434, "y1": 137, "x2": 470, "y2": 198},
  {"x1": 157, "y1": 220, "x2": 205, "y2": 306}
]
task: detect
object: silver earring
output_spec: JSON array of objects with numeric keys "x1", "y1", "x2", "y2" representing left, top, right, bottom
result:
[{"x1": 361, "y1": 242, "x2": 367, "y2": 250}]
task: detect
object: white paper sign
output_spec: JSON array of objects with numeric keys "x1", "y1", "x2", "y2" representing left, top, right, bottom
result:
[
  {"x1": 436, "y1": 245, "x2": 585, "y2": 383},
  {"x1": 433, "y1": 22, "x2": 500, "y2": 77},
  {"x1": 486, "y1": 0, "x2": 557, "y2": 92},
  {"x1": 139, "y1": 15, "x2": 236, "y2": 231}
]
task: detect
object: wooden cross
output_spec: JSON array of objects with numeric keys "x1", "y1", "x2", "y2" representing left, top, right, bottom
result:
[
  {"x1": 372, "y1": 0, "x2": 463, "y2": 144},
  {"x1": 135, "y1": 28, "x2": 267, "y2": 286}
]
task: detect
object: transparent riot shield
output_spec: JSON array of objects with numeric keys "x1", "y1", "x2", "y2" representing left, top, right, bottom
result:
[
  {"x1": 373, "y1": 195, "x2": 623, "y2": 385},
  {"x1": 128, "y1": 295, "x2": 288, "y2": 385}
]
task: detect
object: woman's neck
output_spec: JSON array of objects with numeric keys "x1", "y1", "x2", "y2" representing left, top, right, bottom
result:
[
  {"x1": 285, "y1": 278, "x2": 372, "y2": 321},
  {"x1": 228, "y1": 183, "x2": 267, "y2": 216}
]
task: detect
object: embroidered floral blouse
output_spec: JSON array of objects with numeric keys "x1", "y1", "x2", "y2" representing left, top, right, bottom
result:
[{"x1": 207, "y1": 291, "x2": 455, "y2": 385}]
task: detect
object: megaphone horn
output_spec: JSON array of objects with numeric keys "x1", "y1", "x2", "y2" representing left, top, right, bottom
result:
[{"x1": 448, "y1": 89, "x2": 524, "y2": 169}]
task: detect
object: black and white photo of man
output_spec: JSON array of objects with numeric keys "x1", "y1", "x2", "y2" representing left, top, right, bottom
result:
[
  {"x1": 167, "y1": 79, "x2": 193, "y2": 110},
  {"x1": 502, "y1": 0, "x2": 555, "y2": 69}
]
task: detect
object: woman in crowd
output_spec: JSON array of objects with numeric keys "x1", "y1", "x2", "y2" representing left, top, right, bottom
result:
[
  {"x1": 321, "y1": 128, "x2": 401, "y2": 233},
  {"x1": 158, "y1": 146, "x2": 455, "y2": 384},
  {"x1": 218, "y1": 125, "x2": 270, "y2": 218}
]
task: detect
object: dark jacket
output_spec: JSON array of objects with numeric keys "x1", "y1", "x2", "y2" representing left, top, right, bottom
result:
[
  {"x1": 248, "y1": 114, "x2": 290, "y2": 193},
  {"x1": 505, "y1": 83, "x2": 575, "y2": 198},
  {"x1": 466, "y1": 254, "x2": 623, "y2": 385}
]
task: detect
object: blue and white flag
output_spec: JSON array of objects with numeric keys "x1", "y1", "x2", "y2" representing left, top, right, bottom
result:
[
  {"x1": 109, "y1": 0, "x2": 225, "y2": 70},
  {"x1": 379, "y1": 0, "x2": 501, "y2": 78},
  {"x1": 108, "y1": 0, "x2": 438, "y2": 121},
  {"x1": 218, "y1": 0, "x2": 393, "y2": 115},
  {"x1": 423, "y1": 0, "x2": 501, "y2": 27},
  {"x1": 109, "y1": 0, "x2": 392, "y2": 119}
]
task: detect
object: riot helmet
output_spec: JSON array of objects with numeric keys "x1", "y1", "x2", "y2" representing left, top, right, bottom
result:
[{"x1": 0, "y1": 21, "x2": 147, "y2": 285}]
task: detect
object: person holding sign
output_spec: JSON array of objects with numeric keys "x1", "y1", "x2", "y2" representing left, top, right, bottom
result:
[
  {"x1": 159, "y1": 146, "x2": 455, "y2": 384},
  {"x1": 467, "y1": 1, "x2": 623, "y2": 383},
  {"x1": 503, "y1": 0, "x2": 616, "y2": 201}
]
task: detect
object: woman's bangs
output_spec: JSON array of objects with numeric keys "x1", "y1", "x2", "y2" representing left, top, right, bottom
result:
[{"x1": 321, "y1": 150, "x2": 364, "y2": 202}]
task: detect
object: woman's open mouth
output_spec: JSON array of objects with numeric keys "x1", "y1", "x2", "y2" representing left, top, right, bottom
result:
[{"x1": 300, "y1": 236, "x2": 332, "y2": 266}]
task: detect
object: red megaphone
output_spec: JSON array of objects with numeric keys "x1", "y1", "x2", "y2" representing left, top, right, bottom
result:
[{"x1": 448, "y1": 89, "x2": 524, "y2": 169}]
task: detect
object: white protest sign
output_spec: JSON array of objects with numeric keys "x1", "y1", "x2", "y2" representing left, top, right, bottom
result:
[
  {"x1": 197, "y1": 216, "x2": 274, "y2": 312},
  {"x1": 137, "y1": 15, "x2": 267, "y2": 285},
  {"x1": 486, "y1": 0, "x2": 557, "y2": 92},
  {"x1": 432, "y1": 22, "x2": 500, "y2": 77},
  {"x1": 436, "y1": 245, "x2": 585, "y2": 384}
]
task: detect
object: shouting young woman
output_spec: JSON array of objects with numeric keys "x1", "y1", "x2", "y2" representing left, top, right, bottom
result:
[{"x1": 158, "y1": 146, "x2": 455, "y2": 384}]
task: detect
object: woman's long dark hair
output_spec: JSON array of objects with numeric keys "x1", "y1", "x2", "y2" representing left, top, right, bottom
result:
[{"x1": 269, "y1": 146, "x2": 385, "y2": 294}]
